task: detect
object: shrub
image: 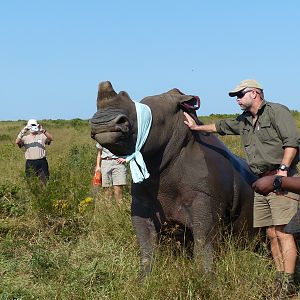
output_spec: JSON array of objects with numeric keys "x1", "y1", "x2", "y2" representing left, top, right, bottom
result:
[{"x1": 0, "y1": 183, "x2": 25, "y2": 217}]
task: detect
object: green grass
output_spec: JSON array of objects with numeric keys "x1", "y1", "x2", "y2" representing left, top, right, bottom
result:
[{"x1": 0, "y1": 115, "x2": 300, "y2": 299}]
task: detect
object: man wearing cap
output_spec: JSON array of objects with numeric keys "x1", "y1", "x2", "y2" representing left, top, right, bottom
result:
[
  {"x1": 184, "y1": 79, "x2": 300, "y2": 297},
  {"x1": 16, "y1": 119, "x2": 53, "y2": 184}
]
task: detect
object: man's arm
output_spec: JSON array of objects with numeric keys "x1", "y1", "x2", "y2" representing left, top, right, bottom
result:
[
  {"x1": 39, "y1": 124, "x2": 53, "y2": 143},
  {"x1": 277, "y1": 147, "x2": 298, "y2": 177},
  {"x1": 15, "y1": 126, "x2": 29, "y2": 147},
  {"x1": 252, "y1": 175, "x2": 300, "y2": 195},
  {"x1": 272, "y1": 105, "x2": 299, "y2": 176},
  {"x1": 44, "y1": 131, "x2": 53, "y2": 144},
  {"x1": 183, "y1": 112, "x2": 217, "y2": 132},
  {"x1": 281, "y1": 176, "x2": 300, "y2": 194},
  {"x1": 15, "y1": 136, "x2": 23, "y2": 147},
  {"x1": 95, "y1": 148, "x2": 102, "y2": 172}
]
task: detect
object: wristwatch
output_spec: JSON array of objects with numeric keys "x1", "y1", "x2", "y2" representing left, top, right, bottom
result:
[
  {"x1": 273, "y1": 175, "x2": 283, "y2": 192},
  {"x1": 278, "y1": 164, "x2": 289, "y2": 172}
]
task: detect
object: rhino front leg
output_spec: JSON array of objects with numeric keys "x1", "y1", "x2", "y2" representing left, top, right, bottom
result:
[
  {"x1": 132, "y1": 215, "x2": 157, "y2": 279},
  {"x1": 191, "y1": 195, "x2": 216, "y2": 272}
]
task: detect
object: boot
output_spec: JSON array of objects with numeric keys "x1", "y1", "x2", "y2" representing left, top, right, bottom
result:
[
  {"x1": 293, "y1": 234, "x2": 300, "y2": 285},
  {"x1": 294, "y1": 259, "x2": 300, "y2": 287},
  {"x1": 273, "y1": 271, "x2": 284, "y2": 298},
  {"x1": 281, "y1": 273, "x2": 297, "y2": 299}
]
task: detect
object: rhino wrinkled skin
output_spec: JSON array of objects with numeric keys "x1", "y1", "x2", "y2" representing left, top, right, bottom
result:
[{"x1": 90, "y1": 81, "x2": 257, "y2": 277}]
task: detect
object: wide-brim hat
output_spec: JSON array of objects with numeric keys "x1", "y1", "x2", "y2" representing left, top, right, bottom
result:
[
  {"x1": 228, "y1": 79, "x2": 263, "y2": 97},
  {"x1": 27, "y1": 119, "x2": 38, "y2": 127}
]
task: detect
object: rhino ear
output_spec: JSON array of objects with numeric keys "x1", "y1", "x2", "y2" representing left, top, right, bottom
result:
[
  {"x1": 97, "y1": 81, "x2": 117, "y2": 109},
  {"x1": 119, "y1": 91, "x2": 130, "y2": 99},
  {"x1": 179, "y1": 95, "x2": 202, "y2": 125},
  {"x1": 167, "y1": 88, "x2": 200, "y2": 111},
  {"x1": 178, "y1": 95, "x2": 202, "y2": 125},
  {"x1": 178, "y1": 95, "x2": 201, "y2": 111}
]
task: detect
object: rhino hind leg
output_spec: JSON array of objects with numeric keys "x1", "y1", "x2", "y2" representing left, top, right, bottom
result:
[{"x1": 132, "y1": 215, "x2": 157, "y2": 280}]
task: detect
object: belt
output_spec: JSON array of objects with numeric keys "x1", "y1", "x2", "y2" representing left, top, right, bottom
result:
[
  {"x1": 258, "y1": 167, "x2": 298, "y2": 178},
  {"x1": 102, "y1": 157, "x2": 117, "y2": 160},
  {"x1": 26, "y1": 157, "x2": 47, "y2": 161}
]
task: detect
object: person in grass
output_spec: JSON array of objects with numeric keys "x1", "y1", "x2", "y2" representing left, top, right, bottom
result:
[
  {"x1": 16, "y1": 119, "x2": 53, "y2": 184},
  {"x1": 183, "y1": 79, "x2": 300, "y2": 298},
  {"x1": 94, "y1": 142, "x2": 127, "y2": 205}
]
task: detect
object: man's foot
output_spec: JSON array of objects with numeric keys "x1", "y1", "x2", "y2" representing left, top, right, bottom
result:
[
  {"x1": 283, "y1": 282, "x2": 298, "y2": 299},
  {"x1": 275, "y1": 279, "x2": 298, "y2": 299}
]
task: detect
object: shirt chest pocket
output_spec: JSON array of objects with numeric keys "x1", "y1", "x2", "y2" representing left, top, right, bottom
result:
[
  {"x1": 257, "y1": 120, "x2": 275, "y2": 141},
  {"x1": 241, "y1": 128, "x2": 251, "y2": 147}
]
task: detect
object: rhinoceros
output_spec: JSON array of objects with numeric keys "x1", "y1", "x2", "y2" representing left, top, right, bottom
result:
[{"x1": 90, "y1": 81, "x2": 257, "y2": 276}]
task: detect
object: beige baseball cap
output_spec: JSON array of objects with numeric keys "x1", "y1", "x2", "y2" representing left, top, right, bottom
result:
[{"x1": 228, "y1": 79, "x2": 263, "y2": 97}]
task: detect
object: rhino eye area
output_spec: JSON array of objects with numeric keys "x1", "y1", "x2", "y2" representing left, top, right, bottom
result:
[
  {"x1": 116, "y1": 116, "x2": 128, "y2": 125},
  {"x1": 114, "y1": 115, "x2": 130, "y2": 133}
]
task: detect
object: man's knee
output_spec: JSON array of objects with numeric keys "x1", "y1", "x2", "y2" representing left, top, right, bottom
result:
[
  {"x1": 275, "y1": 225, "x2": 296, "y2": 242},
  {"x1": 267, "y1": 226, "x2": 277, "y2": 239},
  {"x1": 113, "y1": 186, "x2": 123, "y2": 205}
]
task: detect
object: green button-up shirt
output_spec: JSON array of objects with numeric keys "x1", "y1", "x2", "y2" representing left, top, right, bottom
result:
[{"x1": 215, "y1": 100, "x2": 300, "y2": 175}]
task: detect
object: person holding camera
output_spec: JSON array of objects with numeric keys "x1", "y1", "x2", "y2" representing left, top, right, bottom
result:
[{"x1": 16, "y1": 119, "x2": 53, "y2": 184}]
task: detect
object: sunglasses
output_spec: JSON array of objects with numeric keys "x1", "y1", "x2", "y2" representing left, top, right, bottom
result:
[{"x1": 235, "y1": 89, "x2": 253, "y2": 99}]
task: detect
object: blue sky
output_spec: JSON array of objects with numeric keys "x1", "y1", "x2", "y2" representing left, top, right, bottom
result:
[{"x1": 1, "y1": 1, "x2": 299, "y2": 121}]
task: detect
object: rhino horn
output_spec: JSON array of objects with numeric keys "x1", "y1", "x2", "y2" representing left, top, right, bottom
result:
[{"x1": 97, "y1": 81, "x2": 117, "y2": 109}]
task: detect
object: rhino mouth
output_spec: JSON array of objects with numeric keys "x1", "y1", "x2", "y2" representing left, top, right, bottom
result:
[
  {"x1": 91, "y1": 114, "x2": 130, "y2": 135},
  {"x1": 90, "y1": 109, "x2": 133, "y2": 153}
]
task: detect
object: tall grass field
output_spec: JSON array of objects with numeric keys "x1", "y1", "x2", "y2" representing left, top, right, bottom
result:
[{"x1": 0, "y1": 113, "x2": 300, "y2": 300}]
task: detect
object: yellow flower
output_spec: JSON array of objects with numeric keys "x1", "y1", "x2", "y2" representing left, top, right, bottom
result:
[
  {"x1": 84, "y1": 197, "x2": 93, "y2": 203},
  {"x1": 78, "y1": 197, "x2": 94, "y2": 213},
  {"x1": 53, "y1": 199, "x2": 69, "y2": 211}
]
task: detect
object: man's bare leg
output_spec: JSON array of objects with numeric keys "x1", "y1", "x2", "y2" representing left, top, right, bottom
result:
[
  {"x1": 114, "y1": 185, "x2": 123, "y2": 205},
  {"x1": 276, "y1": 225, "x2": 297, "y2": 274},
  {"x1": 267, "y1": 226, "x2": 284, "y2": 271}
]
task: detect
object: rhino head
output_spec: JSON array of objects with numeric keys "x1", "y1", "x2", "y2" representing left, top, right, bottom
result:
[{"x1": 90, "y1": 81, "x2": 137, "y2": 156}]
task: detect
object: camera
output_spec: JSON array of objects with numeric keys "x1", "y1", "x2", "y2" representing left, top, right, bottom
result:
[{"x1": 30, "y1": 125, "x2": 39, "y2": 132}]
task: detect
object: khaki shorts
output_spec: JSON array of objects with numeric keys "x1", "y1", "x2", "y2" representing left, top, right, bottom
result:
[
  {"x1": 254, "y1": 191, "x2": 299, "y2": 228},
  {"x1": 101, "y1": 160, "x2": 127, "y2": 187}
]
